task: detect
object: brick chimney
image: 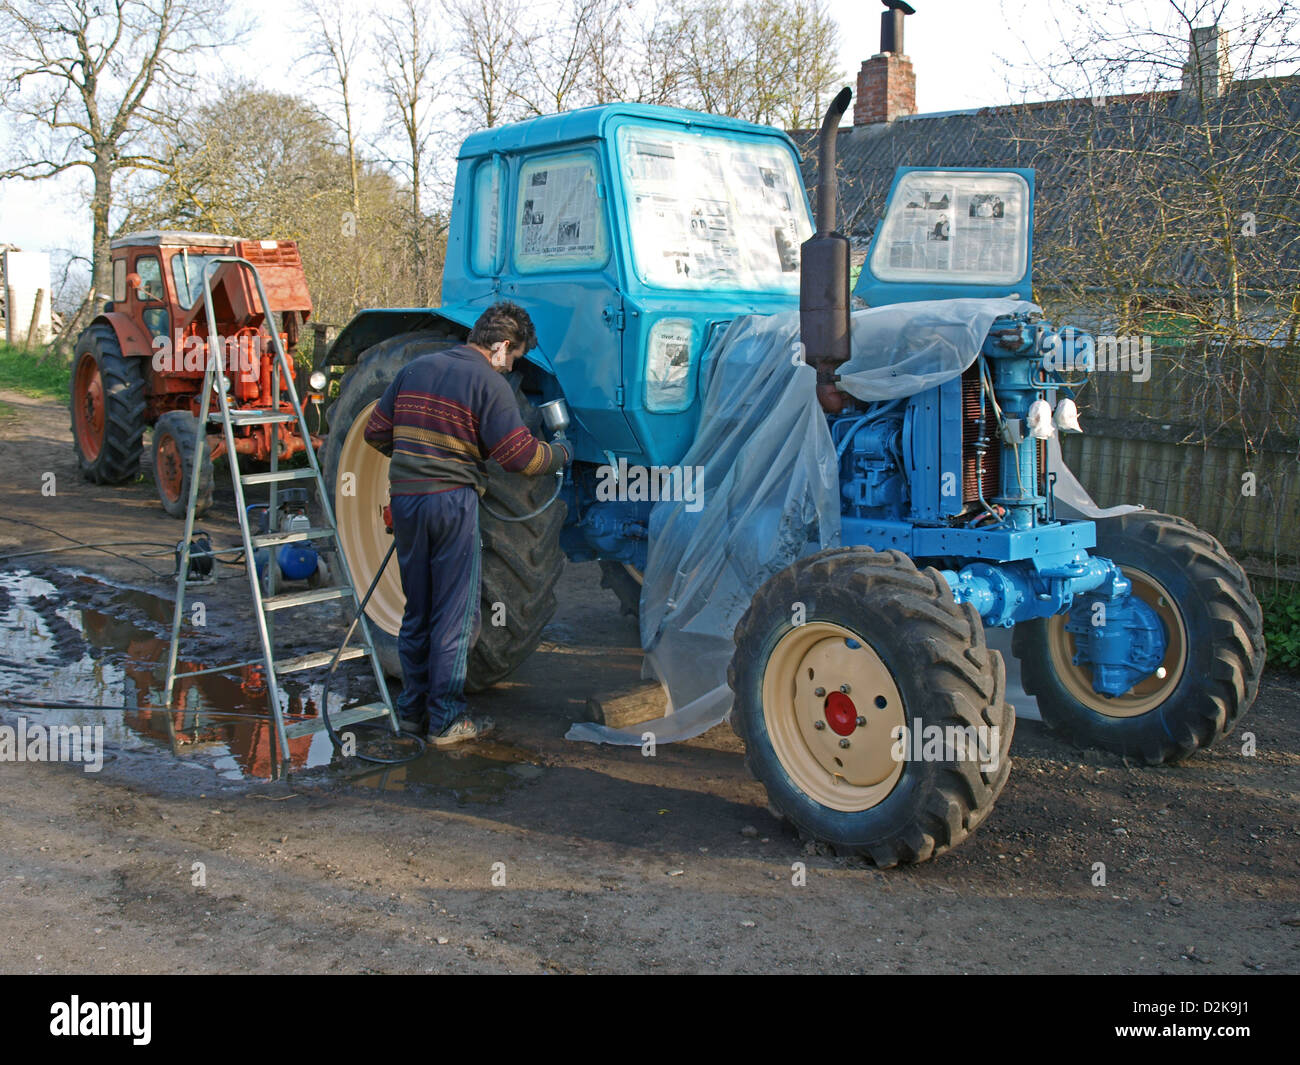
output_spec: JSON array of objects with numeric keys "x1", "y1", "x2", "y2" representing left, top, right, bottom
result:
[
  {"x1": 854, "y1": 1, "x2": 917, "y2": 125},
  {"x1": 1181, "y1": 24, "x2": 1232, "y2": 102}
]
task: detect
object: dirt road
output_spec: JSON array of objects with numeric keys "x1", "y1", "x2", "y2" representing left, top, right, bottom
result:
[{"x1": 1, "y1": 390, "x2": 1298, "y2": 974}]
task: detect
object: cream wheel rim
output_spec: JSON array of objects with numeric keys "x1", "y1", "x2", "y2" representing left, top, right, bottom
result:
[
  {"x1": 1046, "y1": 565, "x2": 1188, "y2": 718},
  {"x1": 760, "y1": 622, "x2": 906, "y2": 812},
  {"x1": 335, "y1": 400, "x2": 404, "y2": 638}
]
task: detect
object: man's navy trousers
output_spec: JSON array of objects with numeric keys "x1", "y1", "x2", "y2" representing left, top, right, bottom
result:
[{"x1": 390, "y1": 487, "x2": 481, "y2": 732}]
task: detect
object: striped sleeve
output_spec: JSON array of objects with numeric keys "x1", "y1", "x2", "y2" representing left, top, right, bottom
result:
[{"x1": 478, "y1": 378, "x2": 564, "y2": 476}]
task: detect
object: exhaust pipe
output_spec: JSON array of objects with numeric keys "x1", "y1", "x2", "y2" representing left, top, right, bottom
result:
[{"x1": 801, "y1": 86, "x2": 854, "y2": 414}]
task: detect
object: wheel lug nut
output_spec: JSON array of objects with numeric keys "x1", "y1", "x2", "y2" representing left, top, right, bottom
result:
[
  {"x1": 856, "y1": 716, "x2": 866, "y2": 727},
  {"x1": 814, "y1": 687, "x2": 825, "y2": 697},
  {"x1": 813, "y1": 720, "x2": 826, "y2": 730},
  {"x1": 839, "y1": 738, "x2": 850, "y2": 749},
  {"x1": 839, "y1": 684, "x2": 851, "y2": 694}
]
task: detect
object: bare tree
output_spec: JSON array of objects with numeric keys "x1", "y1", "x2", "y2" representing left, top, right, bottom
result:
[
  {"x1": 0, "y1": 0, "x2": 235, "y2": 348},
  {"x1": 298, "y1": 0, "x2": 372, "y2": 308},
  {"x1": 374, "y1": 0, "x2": 444, "y2": 304},
  {"x1": 662, "y1": 0, "x2": 840, "y2": 125},
  {"x1": 441, "y1": 0, "x2": 527, "y2": 129}
]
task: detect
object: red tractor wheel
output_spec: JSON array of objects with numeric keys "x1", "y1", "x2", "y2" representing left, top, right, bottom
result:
[
  {"x1": 152, "y1": 411, "x2": 214, "y2": 518},
  {"x1": 70, "y1": 323, "x2": 147, "y2": 484}
]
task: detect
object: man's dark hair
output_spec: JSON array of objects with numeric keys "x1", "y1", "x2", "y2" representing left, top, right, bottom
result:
[{"x1": 468, "y1": 300, "x2": 538, "y2": 352}]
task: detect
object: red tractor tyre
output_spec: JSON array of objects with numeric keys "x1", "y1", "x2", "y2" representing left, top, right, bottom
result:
[
  {"x1": 152, "y1": 411, "x2": 214, "y2": 518},
  {"x1": 70, "y1": 323, "x2": 147, "y2": 484}
]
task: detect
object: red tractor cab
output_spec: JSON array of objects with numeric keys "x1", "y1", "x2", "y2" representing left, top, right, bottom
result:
[{"x1": 71, "y1": 231, "x2": 318, "y2": 516}]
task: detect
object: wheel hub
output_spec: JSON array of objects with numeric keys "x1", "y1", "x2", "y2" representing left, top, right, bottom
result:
[
  {"x1": 335, "y1": 401, "x2": 404, "y2": 638},
  {"x1": 823, "y1": 690, "x2": 857, "y2": 735},
  {"x1": 1047, "y1": 565, "x2": 1187, "y2": 717},
  {"x1": 761, "y1": 622, "x2": 907, "y2": 812},
  {"x1": 157, "y1": 433, "x2": 184, "y2": 501},
  {"x1": 74, "y1": 354, "x2": 105, "y2": 461}
]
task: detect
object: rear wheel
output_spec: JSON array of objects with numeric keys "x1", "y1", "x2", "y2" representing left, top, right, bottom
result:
[
  {"x1": 152, "y1": 411, "x2": 213, "y2": 518},
  {"x1": 728, "y1": 547, "x2": 1013, "y2": 866},
  {"x1": 1013, "y1": 511, "x2": 1264, "y2": 763},
  {"x1": 71, "y1": 324, "x2": 146, "y2": 484},
  {"x1": 322, "y1": 330, "x2": 566, "y2": 690}
]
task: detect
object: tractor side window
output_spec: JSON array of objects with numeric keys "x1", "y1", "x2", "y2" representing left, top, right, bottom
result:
[
  {"x1": 171, "y1": 254, "x2": 222, "y2": 309},
  {"x1": 514, "y1": 152, "x2": 609, "y2": 273},
  {"x1": 471, "y1": 158, "x2": 504, "y2": 274},
  {"x1": 112, "y1": 259, "x2": 126, "y2": 303},
  {"x1": 142, "y1": 307, "x2": 170, "y2": 340},
  {"x1": 135, "y1": 256, "x2": 164, "y2": 302}
]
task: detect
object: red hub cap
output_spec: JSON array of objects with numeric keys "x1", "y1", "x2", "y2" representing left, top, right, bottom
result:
[{"x1": 824, "y1": 690, "x2": 858, "y2": 736}]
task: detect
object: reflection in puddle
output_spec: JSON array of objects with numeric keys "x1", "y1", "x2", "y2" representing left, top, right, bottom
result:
[
  {"x1": 0, "y1": 569, "x2": 549, "y2": 794},
  {"x1": 0, "y1": 570, "x2": 365, "y2": 780},
  {"x1": 351, "y1": 739, "x2": 543, "y2": 804}
]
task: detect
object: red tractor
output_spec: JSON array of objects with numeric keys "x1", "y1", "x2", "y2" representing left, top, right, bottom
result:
[{"x1": 70, "y1": 231, "x2": 320, "y2": 516}]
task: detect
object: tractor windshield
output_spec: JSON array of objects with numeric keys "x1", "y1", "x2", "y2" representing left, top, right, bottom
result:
[
  {"x1": 170, "y1": 253, "x2": 228, "y2": 309},
  {"x1": 615, "y1": 124, "x2": 812, "y2": 292}
]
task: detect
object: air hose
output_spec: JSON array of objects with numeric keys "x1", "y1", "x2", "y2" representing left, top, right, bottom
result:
[
  {"x1": 319, "y1": 538, "x2": 425, "y2": 765},
  {"x1": 479, "y1": 469, "x2": 565, "y2": 523}
]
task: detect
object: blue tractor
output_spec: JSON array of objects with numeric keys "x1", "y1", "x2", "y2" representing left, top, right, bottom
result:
[{"x1": 322, "y1": 90, "x2": 1264, "y2": 864}]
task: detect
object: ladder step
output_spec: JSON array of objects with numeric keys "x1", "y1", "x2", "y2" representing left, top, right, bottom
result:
[
  {"x1": 262, "y1": 585, "x2": 353, "y2": 611},
  {"x1": 251, "y1": 526, "x2": 337, "y2": 547},
  {"x1": 284, "y1": 702, "x2": 393, "y2": 739},
  {"x1": 241, "y1": 467, "x2": 319, "y2": 485},
  {"x1": 276, "y1": 646, "x2": 367, "y2": 674},
  {"x1": 217, "y1": 409, "x2": 298, "y2": 425}
]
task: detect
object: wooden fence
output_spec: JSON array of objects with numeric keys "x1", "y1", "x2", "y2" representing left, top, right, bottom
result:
[{"x1": 1059, "y1": 343, "x2": 1300, "y2": 583}]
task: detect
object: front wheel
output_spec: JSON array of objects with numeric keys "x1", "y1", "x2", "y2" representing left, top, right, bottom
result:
[
  {"x1": 1013, "y1": 511, "x2": 1265, "y2": 764},
  {"x1": 152, "y1": 411, "x2": 213, "y2": 518},
  {"x1": 728, "y1": 547, "x2": 1013, "y2": 867}
]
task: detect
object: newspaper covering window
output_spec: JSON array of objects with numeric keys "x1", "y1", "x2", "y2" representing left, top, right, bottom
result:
[
  {"x1": 616, "y1": 124, "x2": 812, "y2": 291},
  {"x1": 515, "y1": 154, "x2": 608, "y2": 271},
  {"x1": 869, "y1": 171, "x2": 1030, "y2": 285}
]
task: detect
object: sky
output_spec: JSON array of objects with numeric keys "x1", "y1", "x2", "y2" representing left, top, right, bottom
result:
[{"x1": 0, "y1": 0, "x2": 1276, "y2": 298}]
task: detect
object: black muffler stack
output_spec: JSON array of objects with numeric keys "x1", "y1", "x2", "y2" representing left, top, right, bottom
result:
[{"x1": 801, "y1": 86, "x2": 853, "y2": 414}]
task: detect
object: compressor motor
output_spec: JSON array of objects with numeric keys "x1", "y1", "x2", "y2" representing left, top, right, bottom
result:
[{"x1": 249, "y1": 488, "x2": 320, "y2": 582}]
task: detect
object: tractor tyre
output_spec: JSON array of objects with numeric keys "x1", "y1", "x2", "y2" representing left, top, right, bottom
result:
[
  {"x1": 322, "y1": 330, "x2": 566, "y2": 691},
  {"x1": 599, "y1": 560, "x2": 643, "y2": 619},
  {"x1": 70, "y1": 323, "x2": 147, "y2": 484},
  {"x1": 1012, "y1": 511, "x2": 1264, "y2": 764},
  {"x1": 728, "y1": 547, "x2": 1013, "y2": 867},
  {"x1": 152, "y1": 411, "x2": 214, "y2": 518}
]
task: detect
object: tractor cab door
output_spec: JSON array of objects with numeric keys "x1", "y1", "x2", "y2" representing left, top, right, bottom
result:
[
  {"x1": 855, "y1": 167, "x2": 1035, "y2": 307},
  {"x1": 130, "y1": 250, "x2": 172, "y2": 341}
]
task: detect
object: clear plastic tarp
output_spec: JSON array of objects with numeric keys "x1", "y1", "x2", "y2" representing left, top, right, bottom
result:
[{"x1": 566, "y1": 298, "x2": 1128, "y2": 745}]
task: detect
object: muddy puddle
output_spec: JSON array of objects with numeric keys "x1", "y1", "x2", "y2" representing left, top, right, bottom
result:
[{"x1": 0, "y1": 568, "x2": 544, "y2": 799}]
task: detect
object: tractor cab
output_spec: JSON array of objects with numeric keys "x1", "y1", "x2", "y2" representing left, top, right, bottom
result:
[{"x1": 331, "y1": 104, "x2": 815, "y2": 468}]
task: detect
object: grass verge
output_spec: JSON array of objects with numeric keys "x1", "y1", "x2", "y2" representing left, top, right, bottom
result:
[{"x1": 0, "y1": 340, "x2": 70, "y2": 401}]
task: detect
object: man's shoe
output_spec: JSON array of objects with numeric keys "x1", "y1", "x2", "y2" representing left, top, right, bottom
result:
[{"x1": 430, "y1": 714, "x2": 495, "y2": 748}]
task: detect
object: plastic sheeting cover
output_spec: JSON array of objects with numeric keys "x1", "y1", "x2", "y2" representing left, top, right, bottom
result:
[{"x1": 566, "y1": 298, "x2": 1118, "y2": 745}]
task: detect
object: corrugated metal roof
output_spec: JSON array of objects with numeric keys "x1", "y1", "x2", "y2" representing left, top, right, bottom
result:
[{"x1": 794, "y1": 77, "x2": 1300, "y2": 295}]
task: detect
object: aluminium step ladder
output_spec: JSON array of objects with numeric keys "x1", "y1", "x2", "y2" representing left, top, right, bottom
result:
[{"x1": 162, "y1": 256, "x2": 398, "y2": 776}]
